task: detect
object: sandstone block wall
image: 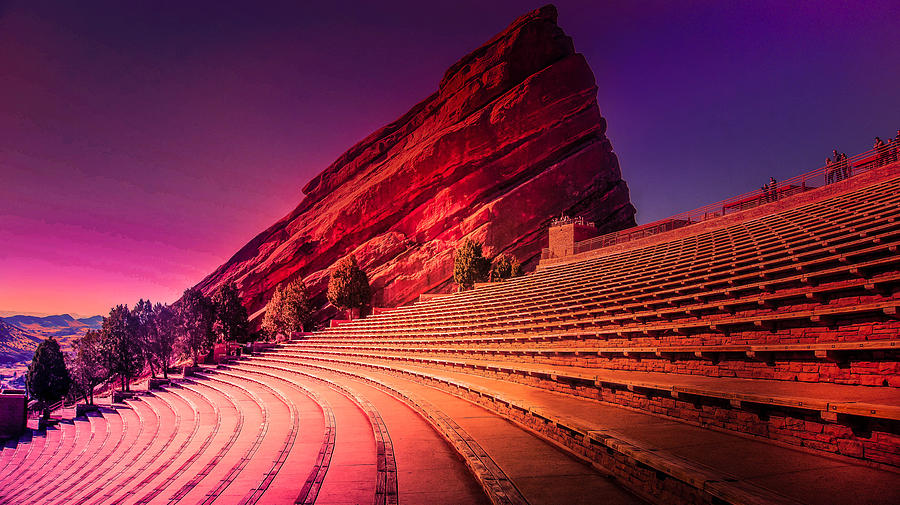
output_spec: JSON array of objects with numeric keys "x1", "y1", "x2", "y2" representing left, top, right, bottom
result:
[{"x1": 0, "y1": 391, "x2": 26, "y2": 440}]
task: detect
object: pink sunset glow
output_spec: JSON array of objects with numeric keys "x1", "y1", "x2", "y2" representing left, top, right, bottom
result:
[{"x1": 2, "y1": 0, "x2": 898, "y2": 316}]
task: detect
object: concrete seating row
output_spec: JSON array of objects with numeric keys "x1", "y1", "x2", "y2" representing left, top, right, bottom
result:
[
  {"x1": 278, "y1": 339, "x2": 900, "y2": 387},
  {"x1": 228, "y1": 357, "x2": 645, "y2": 505},
  {"x1": 260, "y1": 350, "x2": 900, "y2": 422},
  {"x1": 0, "y1": 364, "x2": 512, "y2": 505},
  {"x1": 322, "y1": 179, "x2": 896, "y2": 336},
  {"x1": 354, "y1": 193, "x2": 900, "y2": 326},
  {"x1": 316, "y1": 231, "x2": 899, "y2": 341}
]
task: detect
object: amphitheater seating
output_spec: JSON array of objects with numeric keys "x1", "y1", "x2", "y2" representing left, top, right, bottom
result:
[
  {"x1": 1, "y1": 164, "x2": 899, "y2": 505},
  {"x1": 0, "y1": 365, "x2": 628, "y2": 505},
  {"x1": 257, "y1": 164, "x2": 900, "y2": 504}
]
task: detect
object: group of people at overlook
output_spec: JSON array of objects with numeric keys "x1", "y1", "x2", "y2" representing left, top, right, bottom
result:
[
  {"x1": 872, "y1": 129, "x2": 900, "y2": 168},
  {"x1": 825, "y1": 130, "x2": 900, "y2": 185}
]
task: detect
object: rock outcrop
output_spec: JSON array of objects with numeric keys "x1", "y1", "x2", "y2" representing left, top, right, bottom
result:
[{"x1": 194, "y1": 4, "x2": 636, "y2": 323}]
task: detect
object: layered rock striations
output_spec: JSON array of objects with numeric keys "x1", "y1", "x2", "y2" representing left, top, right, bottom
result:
[{"x1": 195, "y1": 5, "x2": 636, "y2": 322}]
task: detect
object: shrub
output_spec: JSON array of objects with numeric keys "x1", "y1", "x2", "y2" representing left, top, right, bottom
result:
[{"x1": 489, "y1": 253, "x2": 522, "y2": 282}]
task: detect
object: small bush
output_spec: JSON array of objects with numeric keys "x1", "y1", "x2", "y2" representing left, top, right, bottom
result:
[{"x1": 489, "y1": 253, "x2": 522, "y2": 282}]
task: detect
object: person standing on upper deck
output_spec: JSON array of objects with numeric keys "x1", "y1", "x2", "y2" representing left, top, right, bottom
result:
[
  {"x1": 839, "y1": 151, "x2": 850, "y2": 180},
  {"x1": 832, "y1": 149, "x2": 843, "y2": 182},
  {"x1": 874, "y1": 137, "x2": 888, "y2": 167}
]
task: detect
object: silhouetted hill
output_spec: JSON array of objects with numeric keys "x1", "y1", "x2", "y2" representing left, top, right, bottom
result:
[
  {"x1": 0, "y1": 319, "x2": 39, "y2": 364},
  {"x1": 76, "y1": 315, "x2": 103, "y2": 327},
  {"x1": 3, "y1": 313, "x2": 102, "y2": 338}
]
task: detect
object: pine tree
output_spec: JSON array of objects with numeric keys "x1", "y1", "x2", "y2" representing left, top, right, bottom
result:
[
  {"x1": 327, "y1": 256, "x2": 371, "y2": 318},
  {"x1": 178, "y1": 288, "x2": 216, "y2": 366},
  {"x1": 453, "y1": 239, "x2": 490, "y2": 290},
  {"x1": 132, "y1": 299, "x2": 155, "y2": 376},
  {"x1": 69, "y1": 329, "x2": 108, "y2": 404},
  {"x1": 101, "y1": 305, "x2": 144, "y2": 392},
  {"x1": 212, "y1": 283, "x2": 250, "y2": 343},
  {"x1": 149, "y1": 303, "x2": 178, "y2": 379},
  {"x1": 26, "y1": 336, "x2": 71, "y2": 405}
]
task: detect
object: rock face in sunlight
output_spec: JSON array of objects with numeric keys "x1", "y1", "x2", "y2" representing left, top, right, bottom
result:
[{"x1": 194, "y1": 5, "x2": 635, "y2": 323}]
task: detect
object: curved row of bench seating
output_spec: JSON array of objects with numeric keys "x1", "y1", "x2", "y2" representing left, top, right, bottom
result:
[
  {"x1": 1, "y1": 359, "x2": 631, "y2": 505},
  {"x1": 319, "y1": 176, "x2": 900, "y2": 342},
  {"x1": 2, "y1": 167, "x2": 897, "y2": 505},
  {"x1": 260, "y1": 166, "x2": 900, "y2": 504}
]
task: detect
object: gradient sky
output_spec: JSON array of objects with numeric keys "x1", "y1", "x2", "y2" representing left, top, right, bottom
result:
[{"x1": 1, "y1": 1, "x2": 898, "y2": 317}]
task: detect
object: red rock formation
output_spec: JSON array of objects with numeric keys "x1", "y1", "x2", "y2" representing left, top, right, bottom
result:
[{"x1": 194, "y1": 5, "x2": 636, "y2": 323}]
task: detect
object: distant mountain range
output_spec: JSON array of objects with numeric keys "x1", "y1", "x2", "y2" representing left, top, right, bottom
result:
[
  {"x1": 0, "y1": 319, "x2": 37, "y2": 365},
  {"x1": 0, "y1": 313, "x2": 102, "y2": 370},
  {"x1": 2, "y1": 313, "x2": 102, "y2": 338}
]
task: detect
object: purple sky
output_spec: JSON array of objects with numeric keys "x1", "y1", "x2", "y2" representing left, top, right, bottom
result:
[{"x1": 1, "y1": 1, "x2": 898, "y2": 317}]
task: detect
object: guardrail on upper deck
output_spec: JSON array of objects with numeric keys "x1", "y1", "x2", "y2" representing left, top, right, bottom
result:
[{"x1": 541, "y1": 144, "x2": 898, "y2": 261}]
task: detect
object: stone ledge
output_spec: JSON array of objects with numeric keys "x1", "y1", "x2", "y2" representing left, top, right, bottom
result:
[
  {"x1": 182, "y1": 365, "x2": 204, "y2": 377},
  {"x1": 75, "y1": 403, "x2": 99, "y2": 417},
  {"x1": 148, "y1": 378, "x2": 170, "y2": 390},
  {"x1": 112, "y1": 391, "x2": 136, "y2": 403}
]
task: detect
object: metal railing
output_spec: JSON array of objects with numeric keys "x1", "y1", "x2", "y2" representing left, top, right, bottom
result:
[
  {"x1": 26, "y1": 398, "x2": 63, "y2": 419},
  {"x1": 542, "y1": 144, "x2": 898, "y2": 261},
  {"x1": 550, "y1": 215, "x2": 595, "y2": 228}
]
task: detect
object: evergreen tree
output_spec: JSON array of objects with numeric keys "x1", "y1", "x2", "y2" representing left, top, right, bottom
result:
[
  {"x1": 69, "y1": 329, "x2": 108, "y2": 404},
  {"x1": 132, "y1": 299, "x2": 155, "y2": 377},
  {"x1": 262, "y1": 278, "x2": 312, "y2": 337},
  {"x1": 489, "y1": 253, "x2": 523, "y2": 282},
  {"x1": 327, "y1": 255, "x2": 371, "y2": 318},
  {"x1": 178, "y1": 287, "x2": 216, "y2": 366},
  {"x1": 149, "y1": 303, "x2": 178, "y2": 379},
  {"x1": 453, "y1": 239, "x2": 490, "y2": 290},
  {"x1": 212, "y1": 282, "x2": 250, "y2": 343},
  {"x1": 26, "y1": 336, "x2": 71, "y2": 404},
  {"x1": 101, "y1": 304, "x2": 143, "y2": 392}
]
